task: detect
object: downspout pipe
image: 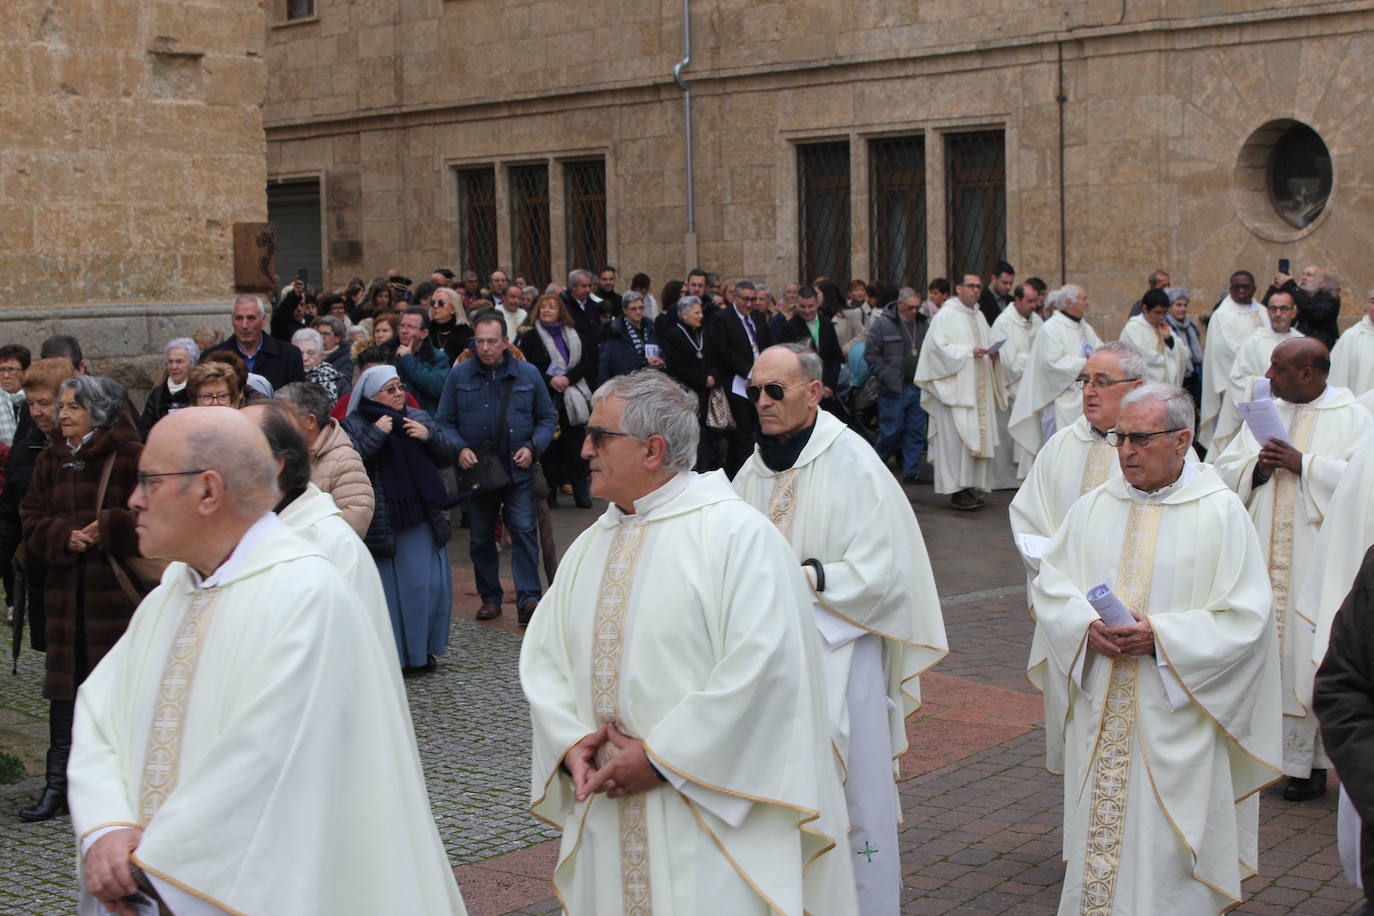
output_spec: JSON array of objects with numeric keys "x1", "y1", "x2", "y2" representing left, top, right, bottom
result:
[{"x1": 673, "y1": 0, "x2": 694, "y2": 237}]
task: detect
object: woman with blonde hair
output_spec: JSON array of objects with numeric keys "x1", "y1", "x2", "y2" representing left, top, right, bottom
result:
[
  {"x1": 517, "y1": 294, "x2": 594, "y2": 508},
  {"x1": 187, "y1": 360, "x2": 245, "y2": 408}
]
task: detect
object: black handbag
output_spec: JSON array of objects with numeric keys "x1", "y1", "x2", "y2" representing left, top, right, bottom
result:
[{"x1": 453, "y1": 378, "x2": 515, "y2": 494}]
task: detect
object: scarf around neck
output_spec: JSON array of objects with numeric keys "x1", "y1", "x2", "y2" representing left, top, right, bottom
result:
[
  {"x1": 355, "y1": 397, "x2": 458, "y2": 529},
  {"x1": 755, "y1": 418, "x2": 817, "y2": 472}
]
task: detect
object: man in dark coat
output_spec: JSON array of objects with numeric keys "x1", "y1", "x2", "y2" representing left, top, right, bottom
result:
[
  {"x1": 1264, "y1": 264, "x2": 1341, "y2": 350},
  {"x1": 977, "y1": 259, "x2": 1015, "y2": 327},
  {"x1": 202, "y1": 295, "x2": 306, "y2": 391},
  {"x1": 706, "y1": 279, "x2": 772, "y2": 476},
  {"x1": 1314, "y1": 546, "x2": 1374, "y2": 910},
  {"x1": 776, "y1": 286, "x2": 843, "y2": 394}
]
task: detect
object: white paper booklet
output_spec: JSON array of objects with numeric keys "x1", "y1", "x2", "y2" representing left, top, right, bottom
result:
[
  {"x1": 1239, "y1": 397, "x2": 1291, "y2": 447},
  {"x1": 1085, "y1": 582, "x2": 1191, "y2": 710}
]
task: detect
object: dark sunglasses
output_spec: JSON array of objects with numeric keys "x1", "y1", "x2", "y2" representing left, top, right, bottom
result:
[{"x1": 745, "y1": 381, "x2": 808, "y2": 403}]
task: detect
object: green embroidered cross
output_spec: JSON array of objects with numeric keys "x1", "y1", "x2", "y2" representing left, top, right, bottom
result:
[{"x1": 857, "y1": 842, "x2": 878, "y2": 863}]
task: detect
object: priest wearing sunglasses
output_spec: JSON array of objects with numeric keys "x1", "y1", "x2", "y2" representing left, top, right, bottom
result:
[{"x1": 734, "y1": 342, "x2": 948, "y2": 915}]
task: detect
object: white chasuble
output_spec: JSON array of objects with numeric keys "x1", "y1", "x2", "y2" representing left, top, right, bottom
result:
[
  {"x1": 1211, "y1": 326, "x2": 1304, "y2": 457},
  {"x1": 1213, "y1": 386, "x2": 1374, "y2": 776},
  {"x1": 1118, "y1": 314, "x2": 1189, "y2": 386},
  {"x1": 68, "y1": 518, "x2": 467, "y2": 915},
  {"x1": 990, "y1": 307, "x2": 1043, "y2": 483},
  {"x1": 1199, "y1": 298, "x2": 1268, "y2": 449},
  {"x1": 1330, "y1": 315, "x2": 1374, "y2": 396},
  {"x1": 734, "y1": 411, "x2": 949, "y2": 916},
  {"x1": 521, "y1": 471, "x2": 857, "y2": 916},
  {"x1": 914, "y1": 300, "x2": 1008, "y2": 494},
  {"x1": 1032, "y1": 467, "x2": 1281, "y2": 915},
  {"x1": 1008, "y1": 312, "x2": 1103, "y2": 460}
]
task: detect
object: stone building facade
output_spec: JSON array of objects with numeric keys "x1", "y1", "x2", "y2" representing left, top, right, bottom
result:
[
  {"x1": 263, "y1": 0, "x2": 1374, "y2": 338},
  {"x1": 1, "y1": 0, "x2": 266, "y2": 379}
]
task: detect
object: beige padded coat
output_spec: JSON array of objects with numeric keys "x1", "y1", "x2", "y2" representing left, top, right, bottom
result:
[{"x1": 310, "y1": 418, "x2": 375, "y2": 537}]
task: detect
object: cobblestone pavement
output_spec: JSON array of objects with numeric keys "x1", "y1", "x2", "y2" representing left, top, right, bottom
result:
[{"x1": 0, "y1": 483, "x2": 1362, "y2": 914}]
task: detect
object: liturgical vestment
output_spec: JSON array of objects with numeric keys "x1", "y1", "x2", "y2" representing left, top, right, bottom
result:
[
  {"x1": 734, "y1": 409, "x2": 948, "y2": 915},
  {"x1": 1330, "y1": 315, "x2": 1374, "y2": 397},
  {"x1": 1008, "y1": 311, "x2": 1102, "y2": 460},
  {"x1": 68, "y1": 515, "x2": 467, "y2": 915},
  {"x1": 1033, "y1": 465, "x2": 1281, "y2": 915},
  {"x1": 1118, "y1": 314, "x2": 1189, "y2": 387},
  {"x1": 1199, "y1": 297, "x2": 1267, "y2": 449},
  {"x1": 1210, "y1": 326, "x2": 1304, "y2": 458},
  {"x1": 1213, "y1": 385, "x2": 1374, "y2": 777},
  {"x1": 914, "y1": 299, "x2": 1007, "y2": 494},
  {"x1": 989, "y1": 307, "x2": 1042, "y2": 485},
  {"x1": 520, "y1": 470, "x2": 857, "y2": 915}
]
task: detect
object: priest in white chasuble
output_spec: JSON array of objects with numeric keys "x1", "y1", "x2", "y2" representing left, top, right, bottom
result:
[
  {"x1": 1329, "y1": 285, "x2": 1374, "y2": 396},
  {"x1": 1032, "y1": 383, "x2": 1281, "y2": 915},
  {"x1": 914, "y1": 273, "x2": 1007, "y2": 510},
  {"x1": 520, "y1": 369, "x2": 856, "y2": 916},
  {"x1": 1211, "y1": 290, "x2": 1305, "y2": 457},
  {"x1": 990, "y1": 282, "x2": 1044, "y2": 485},
  {"x1": 734, "y1": 344, "x2": 948, "y2": 916},
  {"x1": 1199, "y1": 270, "x2": 1268, "y2": 450},
  {"x1": 68, "y1": 408, "x2": 466, "y2": 916},
  {"x1": 1118, "y1": 289, "x2": 1190, "y2": 387},
  {"x1": 1008, "y1": 284, "x2": 1103, "y2": 461},
  {"x1": 1213, "y1": 337, "x2": 1374, "y2": 801},
  {"x1": 1010, "y1": 341, "x2": 1146, "y2": 765}
]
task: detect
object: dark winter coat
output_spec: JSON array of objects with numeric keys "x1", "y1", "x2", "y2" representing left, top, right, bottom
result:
[
  {"x1": 0, "y1": 408, "x2": 51, "y2": 651},
  {"x1": 19, "y1": 414, "x2": 142, "y2": 700},
  {"x1": 138, "y1": 378, "x2": 190, "y2": 439},
  {"x1": 597, "y1": 315, "x2": 658, "y2": 385},
  {"x1": 340, "y1": 408, "x2": 456, "y2": 558}
]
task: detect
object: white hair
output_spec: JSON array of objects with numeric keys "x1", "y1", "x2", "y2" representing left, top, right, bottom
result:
[
  {"x1": 1060, "y1": 284, "x2": 1085, "y2": 307},
  {"x1": 233, "y1": 294, "x2": 267, "y2": 318},
  {"x1": 291, "y1": 327, "x2": 324, "y2": 351},
  {"x1": 591, "y1": 369, "x2": 699, "y2": 472},
  {"x1": 1120, "y1": 382, "x2": 1195, "y2": 431},
  {"x1": 1092, "y1": 341, "x2": 1148, "y2": 383},
  {"x1": 163, "y1": 337, "x2": 200, "y2": 363},
  {"x1": 568, "y1": 268, "x2": 595, "y2": 287},
  {"x1": 765, "y1": 342, "x2": 823, "y2": 383}
]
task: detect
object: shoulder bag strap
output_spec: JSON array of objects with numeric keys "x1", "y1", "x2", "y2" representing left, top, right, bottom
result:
[{"x1": 95, "y1": 451, "x2": 142, "y2": 607}]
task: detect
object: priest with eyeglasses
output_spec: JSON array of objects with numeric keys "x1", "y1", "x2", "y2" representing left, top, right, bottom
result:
[{"x1": 1032, "y1": 382, "x2": 1281, "y2": 915}]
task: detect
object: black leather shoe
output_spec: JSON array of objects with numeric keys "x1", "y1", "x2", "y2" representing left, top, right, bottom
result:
[
  {"x1": 18, "y1": 787, "x2": 66, "y2": 822},
  {"x1": 1282, "y1": 769, "x2": 1328, "y2": 801},
  {"x1": 518, "y1": 600, "x2": 538, "y2": 627},
  {"x1": 573, "y1": 494, "x2": 592, "y2": 509},
  {"x1": 476, "y1": 602, "x2": 502, "y2": 621}
]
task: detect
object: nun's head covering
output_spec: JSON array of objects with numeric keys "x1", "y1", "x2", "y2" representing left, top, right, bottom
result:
[
  {"x1": 1164, "y1": 286, "x2": 1189, "y2": 304},
  {"x1": 245, "y1": 373, "x2": 274, "y2": 401},
  {"x1": 347, "y1": 364, "x2": 401, "y2": 416}
]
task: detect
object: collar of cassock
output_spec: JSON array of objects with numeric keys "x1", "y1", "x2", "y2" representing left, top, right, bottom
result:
[
  {"x1": 1125, "y1": 460, "x2": 1198, "y2": 502},
  {"x1": 755, "y1": 419, "x2": 817, "y2": 472},
  {"x1": 619, "y1": 471, "x2": 697, "y2": 521},
  {"x1": 189, "y1": 512, "x2": 280, "y2": 590}
]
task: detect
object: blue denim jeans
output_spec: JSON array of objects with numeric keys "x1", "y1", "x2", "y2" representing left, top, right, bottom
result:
[
  {"x1": 467, "y1": 478, "x2": 542, "y2": 605},
  {"x1": 875, "y1": 385, "x2": 928, "y2": 478}
]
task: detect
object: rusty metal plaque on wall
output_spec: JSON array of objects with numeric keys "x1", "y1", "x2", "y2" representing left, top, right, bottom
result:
[{"x1": 233, "y1": 222, "x2": 277, "y2": 292}]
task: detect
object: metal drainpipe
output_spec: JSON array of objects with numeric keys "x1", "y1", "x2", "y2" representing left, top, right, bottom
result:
[
  {"x1": 673, "y1": 0, "x2": 694, "y2": 238},
  {"x1": 1056, "y1": 41, "x2": 1068, "y2": 286}
]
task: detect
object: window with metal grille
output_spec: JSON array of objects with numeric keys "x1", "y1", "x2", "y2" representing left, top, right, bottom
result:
[
  {"x1": 565, "y1": 159, "x2": 607, "y2": 273},
  {"x1": 945, "y1": 131, "x2": 1006, "y2": 281},
  {"x1": 797, "y1": 142, "x2": 851, "y2": 288},
  {"x1": 509, "y1": 164, "x2": 550, "y2": 289},
  {"x1": 457, "y1": 167, "x2": 497, "y2": 285},
  {"x1": 869, "y1": 136, "x2": 926, "y2": 292}
]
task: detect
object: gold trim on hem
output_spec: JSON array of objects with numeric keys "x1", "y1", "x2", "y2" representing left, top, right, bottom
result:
[{"x1": 130, "y1": 854, "x2": 250, "y2": 916}]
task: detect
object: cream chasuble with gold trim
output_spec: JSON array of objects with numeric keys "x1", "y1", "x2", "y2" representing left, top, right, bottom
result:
[
  {"x1": 1210, "y1": 326, "x2": 1305, "y2": 457},
  {"x1": 522, "y1": 470, "x2": 857, "y2": 916},
  {"x1": 914, "y1": 299, "x2": 1008, "y2": 495},
  {"x1": 1008, "y1": 311, "x2": 1103, "y2": 459},
  {"x1": 1330, "y1": 315, "x2": 1374, "y2": 396},
  {"x1": 991, "y1": 306, "x2": 1044, "y2": 484},
  {"x1": 1119, "y1": 314, "x2": 1189, "y2": 387},
  {"x1": 1032, "y1": 465, "x2": 1281, "y2": 915},
  {"x1": 1213, "y1": 385, "x2": 1374, "y2": 777},
  {"x1": 1199, "y1": 297, "x2": 1268, "y2": 449}
]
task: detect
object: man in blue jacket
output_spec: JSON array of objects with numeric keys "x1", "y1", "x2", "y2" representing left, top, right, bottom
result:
[{"x1": 436, "y1": 313, "x2": 557, "y2": 625}]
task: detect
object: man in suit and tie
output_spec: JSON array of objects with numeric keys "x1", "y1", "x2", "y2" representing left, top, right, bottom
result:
[
  {"x1": 776, "y1": 286, "x2": 843, "y2": 396},
  {"x1": 706, "y1": 279, "x2": 772, "y2": 476}
]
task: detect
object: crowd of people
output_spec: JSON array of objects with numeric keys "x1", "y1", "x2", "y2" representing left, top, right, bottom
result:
[{"x1": 1, "y1": 253, "x2": 1372, "y2": 914}]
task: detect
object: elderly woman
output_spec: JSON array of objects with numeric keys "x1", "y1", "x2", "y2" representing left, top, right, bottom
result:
[
  {"x1": 293, "y1": 327, "x2": 347, "y2": 401},
  {"x1": 139, "y1": 337, "x2": 199, "y2": 437},
  {"x1": 18, "y1": 375, "x2": 143, "y2": 821},
  {"x1": 660, "y1": 295, "x2": 720, "y2": 470},
  {"x1": 188, "y1": 360, "x2": 246, "y2": 408},
  {"x1": 341, "y1": 365, "x2": 458, "y2": 674},
  {"x1": 597, "y1": 290, "x2": 664, "y2": 385},
  {"x1": 518, "y1": 294, "x2": 594, "y2": 508},
  {"x1": 312, "y1": 314, "x2": 355, "y2": 390}
]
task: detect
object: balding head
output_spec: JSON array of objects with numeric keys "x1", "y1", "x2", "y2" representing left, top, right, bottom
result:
[
  {"x1": 1267, "y1": 337, "x2": 1330, "y2": 404},
  {"x1": 131, "y1": 407, "x2": 280, "y2": 573}
]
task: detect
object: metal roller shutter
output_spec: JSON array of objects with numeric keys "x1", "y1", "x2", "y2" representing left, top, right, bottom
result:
[{"x1": 267, "y1": 179, "x2": 323, "y2": 290}]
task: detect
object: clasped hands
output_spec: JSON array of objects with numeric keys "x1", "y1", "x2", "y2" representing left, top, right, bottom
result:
[
  {"x1": 1087, "y1": 612, "x2": 1155, "y2": 658},
  {"x1": 972, "y1": 347, "x2": 1000, "y2": 362},
  {"x1": 564, "y1": 722, "x2": 660, "y2": 802},
  {"x1": 1256, "y1": 437, "x2": 1303, "y2": 479},
  {"x1": 67, "y1": 520, "x2": 100, "y2": 553}
]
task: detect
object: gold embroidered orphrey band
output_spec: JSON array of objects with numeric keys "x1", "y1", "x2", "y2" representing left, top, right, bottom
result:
[
  {"x1": 966, "y1": 310, "x2": 992, "y2": 458},
  {"x1": 591, "y1": 518, "x2": 653, "y2": 915},
  {"x1": 1080, "y1": 502, "x2": 1163, "y2": 916},
  {"x1": 765, "y1": 468, "x2": 799, "y2": 544},
  {"x1": 138, "y1": 588, "x2": 224, "y2": 823},
  {"x1": 1079, "y1": 440, "x2": 1115, "y2": 495},
  {"x1": 1267, "y1": 407, "x2": 1316, "y2": 650}
]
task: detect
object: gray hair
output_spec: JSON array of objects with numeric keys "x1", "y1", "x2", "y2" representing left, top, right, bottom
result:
[
  {"x1": 622, "y1": 291, "x2": 645, "y2": 308},
  {"x1": 1060, "y1": 284, "x2": 1085, "y2": 306},
  {"x1": 522, "y1": 285, "x2": 538, "y2": 299},
  {"x1": 291, "y1": 327, "x2": 324, "y2": 351},
  {"x1": 1044, "y1": 288, "x2": 1066, "y2": 312},
  {"x1": 233, "y1": 294, "x2": 267, "y2": 318},
  {"x1": 1324, "y1": 276, "x2": 1342, "y2": 294},
  {"x1": 1092, "y1": 341, "x2": 1149, "y2": 382},
  {"x1": 591, "y1": 369, "x2": 699, "y2": 472},
  {"x1": 897, "y1": 286, "x2": 919, "y2": 302},
  {"x1": 1164, "y1": 286, "x2": 1189, "y2": 304},
  {"x1": 732, "y1": 280, "x2": 756, "y2": 294},
  {"x1": 766, "y1": 342, "x2": 823, "y2": 383},
  {"x1": 1120, "y1": 382, "x2": 1195, "y2": 432},
  {"x1": 276, "y1": 381, "x2": 334, "y2": 426},
  {"x1": 59, "y1": 375, "x2": 127, "y2": 429},
  {"x1": 675, "y1": 295, "x2": 703, "y2": 318},
  {"x1": 163, "y1": 337, "x2": 200, "y2": 364},
  {"x1": 568, "y1": 268, "x2": 595, "y2": 287},
  {"x1": 314, "y1": 315, "x2": 346, "y2": 340}
]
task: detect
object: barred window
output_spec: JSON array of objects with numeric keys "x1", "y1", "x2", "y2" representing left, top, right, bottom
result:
[
  {"x1": 509, "y1": 163, "x2": 551, "y2": 290},
  {"x1": 457, "y1": 167, "x2": 497, "y2": 285},
  {"x1": 869, "y1": 136, "x2": 926, "y2": 292},
  {"x1": 565, "y1": 159, "x2": 607, "y2": 273},
  {"x1": 797, "y1": 142, "x2": 851, "y2": 288},
  {"x1": 945, "y1": 131, "x2": 1006, "y2": 281}
]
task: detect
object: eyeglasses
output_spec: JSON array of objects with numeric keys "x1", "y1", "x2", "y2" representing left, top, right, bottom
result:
[
  {"x1": 1104, "y1": 428, "x2": 1186, "y2": 448},
  {"x1": 0, "y1": 366, "x2": 22, "y2": 374},
  {"x1": 746, "y1": 381, "x2": 809, "y2": 403},
  {"x1": 1072, "y1": 375, "x2": 1140, "y2": 390},
  {"x1": 137, "y1": 468, "x2": 206, "y2": 493},
  {"x1": 585, "y1": 426, "x2": 635, "y2": 448},
  {"x1": 377, "y1": 382, "x2": 405, "y2": 395},
  {"x1": 196, "y1": 392, "x2": 233, "y2": 405}
]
